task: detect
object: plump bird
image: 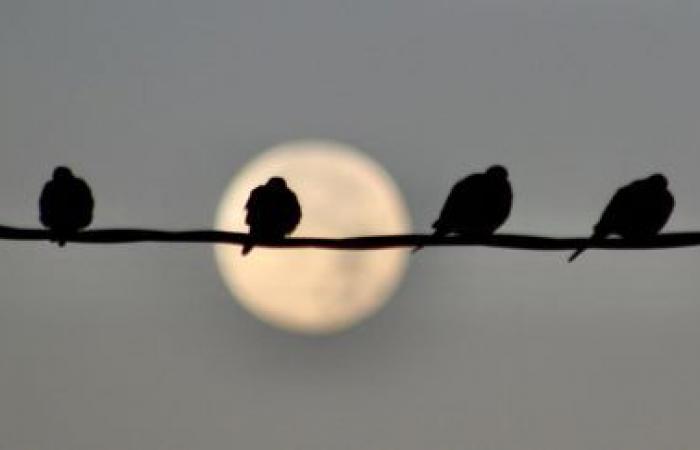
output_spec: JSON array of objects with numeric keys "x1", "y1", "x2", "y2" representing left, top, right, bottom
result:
[
  {"x1": 568, "y1": 173, "x2": 674, "y2": 262},
  {"x1": 39, "y1": 166, "x2": 94, "y2": 246},
  {"x1": 243, "y1": 177, "x2": 301, "y2": 255},
  {"x1": 417, "y1": 165, "x2": 512, "y2": 250}
]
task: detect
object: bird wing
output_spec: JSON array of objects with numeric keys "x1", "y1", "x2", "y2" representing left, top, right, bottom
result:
[
  {"x1": 245, "y1": 186, "x2": 263, "y2": 210},
  {"x1": 39, "y1": 180, "x2": 57, "y2": 227},
  {"x1": 279, "y1": 189, "x2": 302, "y2": 234},
  {"x1": 72, "y1": 178, "x2": 94, "y2": 228},
  {"x1": 659, "y1": 188, "x2": 675, "y2": 228},
  {"x1": 433, "y1": 174, "x2": 481, "y2": 230},
  {"x1": 484, "y1": 177, "x2": 513, "y2": 231},
  {"x1": 570, "y1": 183, "x2": 630, "y2": 262},
  {"x1": 244, "y1": 186, "x2": 266, "y2": 226},
  {"x1": 570, "y1": 180, "x2": 644, "y2": 262},
  {"x1": 594, "y1": 182, "x2": 640, "y2": 236},
  {"x1": 639, "y1": 185, "x2": 675, "y2": 235}
]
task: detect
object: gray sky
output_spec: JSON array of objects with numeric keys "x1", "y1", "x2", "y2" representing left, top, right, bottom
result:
[{"x1": 1, "y1": 0, "x2": 700, "y2": 448}]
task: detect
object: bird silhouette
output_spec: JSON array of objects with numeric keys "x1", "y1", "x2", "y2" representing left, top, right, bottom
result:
[
  {"x1": 242, "y1": 177, "x2": 302, "y2": 255},
  {"x1": 39, "y1": 166, "x2": 94, "y2": 246},
  {"x1": 416, "y1": 165, "x2": 512, "y2": 251},
  {"x1": 568, "y1": 173, "x2": 674, "y2": 262}
]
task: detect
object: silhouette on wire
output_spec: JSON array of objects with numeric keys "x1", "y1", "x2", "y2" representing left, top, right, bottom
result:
[
  {"x1": 242, "y1": 177, "x2": 302, "y2": 255},
  {"x1": 568, "y1": 173, "x2": 675, "y2": 262},
  {"x1": 15, "y1": 164, "x2": 694, "y2": 255},
  {"x1": 39, "y1": 166, "x2": 94, "y2": 246},
  {"x1": 415, "y1": 165, "x2": 513, "y2": 252}
]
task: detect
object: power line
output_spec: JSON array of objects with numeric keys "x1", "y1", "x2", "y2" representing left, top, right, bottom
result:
[{"x1": 1, "y1": 225, "x2": 699, "y2": 251}]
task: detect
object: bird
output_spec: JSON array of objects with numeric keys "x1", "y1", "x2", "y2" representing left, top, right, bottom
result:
[
  {"x1": 39, "y1": 166, "x2": 94, "y2": 246},
  {"x1": 416, "y1": 165, "x2": 513, "y2": 251},
  {"x1": 242, "y1": 176, "x2": 302, "y2": 255},
  {"x1": 568, "y1": 173, "x2": 674, "y2": 262}
]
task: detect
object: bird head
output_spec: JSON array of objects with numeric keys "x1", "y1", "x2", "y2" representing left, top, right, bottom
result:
[
  {"x1": 267, "y1": 177, "x2": 287, "y2": 188},
  {"x1": 486, "y1": 165, "x2": 508, "y2": 179},
  {"x1": 53, "y1": 166, "x2": 74, "y2": 180},
  {"x1": 647, "y1": 173, "x2": 668, "y2": 188}
]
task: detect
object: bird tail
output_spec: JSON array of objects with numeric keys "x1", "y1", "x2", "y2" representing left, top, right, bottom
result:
[
  {"x1": 50, "y1": 232, "x2": 67, "y2": 247},
  {"x1": 567, "y1": 246, "x2": 586, "y2": 263},
  {"x1": 241, "y1": 243, "x2": 253, "y2": 256},
  {"x1": 568, "y1": 231, "x2": 603, "y2": 263},
  {"x1": 412, "y1": 228, "x2": 444, "y2": 254}
]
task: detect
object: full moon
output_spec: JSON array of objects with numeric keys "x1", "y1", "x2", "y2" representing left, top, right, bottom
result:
[{"x1": 214, "y1": 140, "x2": 411, "y2": 334}]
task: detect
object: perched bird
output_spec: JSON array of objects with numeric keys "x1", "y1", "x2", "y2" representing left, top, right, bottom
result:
[
  {"x1": 416, "y1": 165, "x2": 512, "y2": 251},
  {"x1": 39, "y1": 166, "x2": 94, "y2": 246},
  {"x1": 242, "y1": 177, "x2": 301, "y2": 255},
  {"x1": 568, "y1": 173, "x2": 674, "y2": 262}
]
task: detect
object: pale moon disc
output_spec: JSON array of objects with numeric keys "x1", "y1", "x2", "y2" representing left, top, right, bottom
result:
[{"x1": 214, "y1": 140, "x2": 411, "y2": 334}]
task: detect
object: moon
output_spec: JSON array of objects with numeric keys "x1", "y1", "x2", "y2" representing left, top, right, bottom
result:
[{"x1": 214, "y1": 140, "x2": 411, "y2": 334}]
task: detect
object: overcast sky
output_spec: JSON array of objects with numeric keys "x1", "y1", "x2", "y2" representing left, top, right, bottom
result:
[{"x1": 1, "y1": 0, "x2": 700, "y2": 449}]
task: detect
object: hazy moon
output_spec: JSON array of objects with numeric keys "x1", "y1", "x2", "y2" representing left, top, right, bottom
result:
[{"x1": 214, "y1": 140, "x2": 411, "y2": 334}]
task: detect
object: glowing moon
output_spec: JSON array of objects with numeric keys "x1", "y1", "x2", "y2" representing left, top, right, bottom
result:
[{"x1": 214, "y1": 140, "x2": 411, "y2": 334}]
